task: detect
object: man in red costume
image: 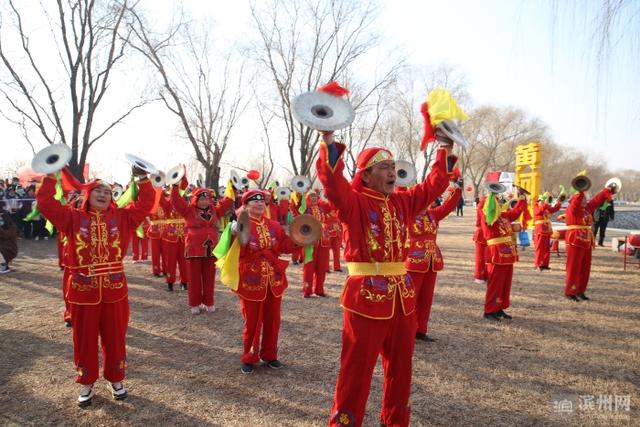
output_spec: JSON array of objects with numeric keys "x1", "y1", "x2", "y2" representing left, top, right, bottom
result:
[
  {"x1": 159, "y1": 193, "x2": 188, "y2": 291},
  {"x1": 324, "y1": 201, "x2": 343, "y2": 272},
  {"x1": 405, "y1": 182, "x2": 462, "y2": 342},
  {"x1": 301, "y1": 191, "x2": 331, "y2": 297},
  {"x1": 37, "y1": 167, "x2": 153, "y2": 407},
  {"x1": 472, "y1": 195, "x2": 487, "y2": 284},
  {"x1": 130, "y1": 222, "x2": 149, "y2": 263},
  {"x1": 480, "y1": 187, "x2": 528, "y2": 321},
  {"x1": 289, "y1": 193, "x2": 305, "y2": 264},
  {"x1": 563, "y1": 183, "x2": 615, "y2": 301},
  {"x1": 147, "y1": 199, "x2": 165, "y2": 277},
  {"x1": 171, "y1": 185, "x2": 234, "y2": 314},
  {"x1": 317, "y1": 130, "x2": 452, "y2": 427},
  {"x1": 234, "y1": 189, "x2": 296, "y2": 374},
  {"x1": 533, "y1": 193, "x2": 563, "y2": 271}
]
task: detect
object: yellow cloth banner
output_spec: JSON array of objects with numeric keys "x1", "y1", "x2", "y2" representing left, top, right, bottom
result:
[
  {"x1": 427, "y1": 88, "x2": 469, "y2": 126},
  {"x1": 224, "y1": 180, "x2": 235, "y2": 200},
  {"x1": 216, "y1": 238, "x2": 240, "y2": 291}
]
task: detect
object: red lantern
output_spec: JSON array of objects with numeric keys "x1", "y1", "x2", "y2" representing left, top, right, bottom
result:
[{"x1": 247, "y1": 169, "x2": 260, "y2": 180}]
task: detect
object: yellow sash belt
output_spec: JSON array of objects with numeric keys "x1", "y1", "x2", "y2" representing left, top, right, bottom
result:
[
  {"x1": 346, "y1": 262, "x2": 406, "y2": 276},
  {"x1": 486, "y1": 236, "x2": 513, "y2": 246}
]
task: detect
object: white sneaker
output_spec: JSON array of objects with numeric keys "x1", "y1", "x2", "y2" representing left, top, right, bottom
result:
[
  {"x1": 44, "y1": 236, "x2": 49, "y2": 241},
  {"x1": 34, "y1": 236, "x2": 40, "y2": 241},
  {"x1": 77, "y1": 384, "x2": 95, "y2": 407},
  {"x1": 206, "y1": 305, "x2": 216, "y2": 313},
  {"x1": 109, "y1": 382, "x2": 128, "y2": 400},
  {"x1": 0, "y1": 263, "x2": 10, "y2": 274},
  {"x1": 474, "y1": 279, "x2": 487, "y2": 285},
  {"x1": 190, "y1": 306, "x2": 201, "y2": 315}
]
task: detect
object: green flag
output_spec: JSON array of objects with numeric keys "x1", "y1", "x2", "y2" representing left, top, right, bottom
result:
[
  {"x1": 304, "y1": 245, "x2": 314, "y2": 264},
  {"x1": 213, "y1": 223, "x2": 233, "y2": 259},
  {"x1": 116, "y1": 178, "x2": 138, "y2": 208}
]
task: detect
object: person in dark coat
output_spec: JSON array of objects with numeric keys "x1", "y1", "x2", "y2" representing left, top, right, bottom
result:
[
  {"x1": 0, "y1": 212, "x2": 18, "y2": 273},
  {"x1": 592, "y1": 199, "x2": 615, "y2": 247}
]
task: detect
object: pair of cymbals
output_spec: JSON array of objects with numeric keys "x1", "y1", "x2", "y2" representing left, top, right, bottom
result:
[
  {"x1": 230, "y1": 170, "x2": 250, "y2": 190},
  {"x1": 276, "y1": 187, "x2": 291, "y2": 199},
  {"x1": 290, "y1": 175, "x2": 311, "y2": 193},
  {"x1": 395, "y1": 160, "x2": 416, "y2": 187},
  {"x1": 32, "y1": 144, "x2": 73, "y2": 174}
]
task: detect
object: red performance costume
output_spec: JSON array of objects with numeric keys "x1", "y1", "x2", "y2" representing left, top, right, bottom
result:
[
  {"x1": 234, "y1": 190, "x2": 295, "y2": 372},
  {"x1": 318, "y1": 141, "x2": 450, "y2": 427},
  {"x1": 130, "y1": 222, "x2": 148, "y2": 262},
  {"x1": 147, "y1": 203, "x2": 165, "y2": 276},
  {"x1": 301, "y1": 193, "x2": 331, "y2": 297},
  {"x1": 405, "y1": 185, "x2": 461, "y2": 341},
  {"x1": 473, "y1": 196, "x2": 487, "y2": 284},
  {"x1": 37, "y1": 174, "x2": 153, "y2": 404},
  {"x1": 159, "y1": 194, "x2": 188, "y2": 290},
  {"x1": 480, "y1": 195, "x2": 527, "y2": 320},
  {"x1": 171, "y1": 186, "x2": 234, "y2": 312},
  {"x1": 324, "y1": 203, "x2": 343, "y2": 272},
  {"x1": 533, "y1": 195, "x2": 562, "y2": 270},
  {"x1": 563, "y1": 187, "x2": 612, "y2": 300}
]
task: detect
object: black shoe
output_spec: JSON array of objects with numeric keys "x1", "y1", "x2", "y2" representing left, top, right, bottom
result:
[
  {"x1": 565, "y1": 294, "x2": 580, "y2": 302},
  {"x1": 65, "y1": 320, "x2": 72, "y2": 328},
  {"x1": 416, "y1": 332, "x2": 435, "y2": 342},
  {"x1": 266, "y1": 359, "x2": 283, "y2": 370},
  {"x1": 577, "y1": 293, "x2": 589, "y2": 301},
  {"x1": 166, "y1": 283, "x2": 174, "y2": 292},
  {"x1": 496, "y1": 309, "x2": 512, "y2": 320},
  {"x1": 483, "y1": 312, "x2": 501, "y2": 321},
  {"x1": 153, "y1": 273, "x2": 164, "y2": 277},
  {"x1": 109, "y1": 382, "x2": 128, "y2": 400},
  {"x1": 315, "y1": 293, "x2": 327, "y2": 297},
  {"x1": 335, "y1": 269, "x2": 343, "y2": 272},
  {"x1": 241, "y1": 363, "x2": 254, "y2": 375},
  {"x1": 292, "y1": 261, "x2": 299, "y2": 265},
  {"x1": 181, "y1": 283, "x2": 188, "y2": 291}
]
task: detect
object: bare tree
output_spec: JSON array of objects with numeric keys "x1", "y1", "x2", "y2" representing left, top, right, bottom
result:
[
  {"x1": 460, "y1": 106, "x2": 549, "y2": 198},
  {"x1": 0, "y1": 0, "x2": 149, "y2": 181},
  {"x1": 250, "y1": 0, "x2": 401, "y2": 177},
  {"x1": 128, "y1": 12, "x2": 250, "y2": 189}
]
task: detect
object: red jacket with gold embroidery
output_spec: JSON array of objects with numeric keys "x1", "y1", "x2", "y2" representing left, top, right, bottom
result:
[
  {"x1": 481, "y1": 199, "x2": 527, "y2": 265},
  {"x1": 146, "y1": 205, "x2": 165, "y2": 239},
  {"x1": 159, "y1": 195, "x2": 185, "y2": 243},
  {"x1": 37, "y1": 177, "x2": 154, "y2": 305},
  {"x1": 316, "y1": 143, "x2": 450, "y2": 319},
  {"x1": 170, "y1": 186, "x2": 234, "y2": 258},
  {"x1": 236, "y1": 216, "x2": 295, "y2": 302},
  {"x1": 322, "y1": 203, "x2": 341, "y2": 239},
  {"x1": 405, "y1": 187, "x2": 461, "y2": 273},
  {"x1": 533, "y1": 200, "x2": 562, "y2": 236},
  {"x1": 473, "y1": 196, "x2": 487, "y2": 245},
  {"x1": 565, "y1": 188, "x2": 612, "y2": 249}
]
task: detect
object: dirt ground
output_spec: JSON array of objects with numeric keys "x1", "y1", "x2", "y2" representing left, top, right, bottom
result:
[{"x1": 1, "y1": 211, "x2": 638, "y2": 426}]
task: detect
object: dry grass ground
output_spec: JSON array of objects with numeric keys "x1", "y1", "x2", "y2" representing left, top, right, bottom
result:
[{"x1": 1, "y1": 211, "x2": 638, "y2": 426}]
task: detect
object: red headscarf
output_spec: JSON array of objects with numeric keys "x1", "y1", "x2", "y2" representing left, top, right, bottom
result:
[
  {"x1": 189, "y1": 187, "x2": 212, "y2": 207},
  {"x1": 351, "y1": 147, "x2": 394, "y2": 192},
  {"x1": 80, "y1": 179, "x2": 115, "y2": 211},
  {"x1": 241, "y1": 189, "x2": 266, "y2": 205}
]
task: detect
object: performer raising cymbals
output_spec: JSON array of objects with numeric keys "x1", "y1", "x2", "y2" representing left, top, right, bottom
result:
[
  {"x1": 533, "y1": 191, "x2": 564, "y2": 271},
  {"x1": 307, "y1": 82, "x2": 464, "y2": 427},
  {"x1": 35, "y1": 146, "x2": 155, "y2": 407}
]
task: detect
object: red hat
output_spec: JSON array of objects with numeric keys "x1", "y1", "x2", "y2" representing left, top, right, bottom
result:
[
  {"x1": 351, "y1": 147, "x2": 394, "y2": 191},
  {"x1": 189, "y1": 187, "x2": 212, "y2": 207},
  {"x1": 241, "y1": 189, "x2": 266, "y2": 205}
]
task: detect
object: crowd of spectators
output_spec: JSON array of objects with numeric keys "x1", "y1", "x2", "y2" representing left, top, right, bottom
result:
[{"x1": 0, "y1": 177, "x2": 49, "y2": 241}]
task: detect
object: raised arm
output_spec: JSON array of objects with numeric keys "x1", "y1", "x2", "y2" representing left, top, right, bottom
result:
[
  {"x1": 404, "y1": 148, "x2": 453, "y2": 216},
  {"x1": 170, "y1": 185, "x2": 189, "y2": 217},
  {"x1": 502, "y1": 198, "x2": 528, "y2": 222},
  {"x1": 36, "y1": 176, "x2": 72, "y2": 233},
  {"x1": 316, "y1": 137, "x2": 359, "y2": 221},
  {"x1": 124, "y1": 179, "x2": 154, "y2": 228},
  {"x1": 214, "y1": 195, "x2": 235, "y2": 218},
  {"x1": 585, "y1": 188, "x2": 612, "y2": 214},
  {"x1": 430, "y1": 186, "x2": 462, "y2": 222},
  {"x1": 548, "y1": 200, "x2": 563, "y2": 214}
]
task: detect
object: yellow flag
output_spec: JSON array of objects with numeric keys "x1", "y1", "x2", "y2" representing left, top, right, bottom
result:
[
  {"x1": 427, "y1": 88, "x2": 468, "y2": 126},
  {"x1": 216, "y1": 238, "x2": 240, "y2": 291},
  {"x1": 577, "y1": 169, "x2": 586, "y2": 176},
  {"x1": 290, "y1": 191, "x2": 299, "y2": 206},
  {"x1": 224, "y1": 179, "x2": 235, "y2": 200}
]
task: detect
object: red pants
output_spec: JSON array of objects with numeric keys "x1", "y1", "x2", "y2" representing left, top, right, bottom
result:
[
  {"x1": 162, "y1": 239, "x2": 188, "y2": 284},
  {"x1": 408, "y1": 270, "x2": 437, "y2": 334},
  {"x1": 329, "y1": 235, "x2": 342, "y2": 271},
  {"x1": 302, "y1": 245, "x2": 329, "y2": 296},
  {"x1": 188, "y1": 257, "x2": 215, "y2": 307},
  {"x1": 564, "y1": 244, "x2": 592, "y2": 295},
  {"x1": 70, "y1": 298, "x2": 129, "y2": 385},
  {"x1": 474, "y1": 242, "x2": 487, "y2": 280},
  {"x1": 551, "y1": 239, "x2": 560, "y2": 256},
  {"x1": 150, "y1": 238, "x2": 163, "y2": 275},
  {"x1": 62, "y1": 268, "x2": 71, "y2": 323},
  {"x1": 484, "y1": 263, "x2": 513, "y2": 313},
  {"x1": 131, "y1": 234, "x2": 148, "y2": 261},
  {"x1": 329, "y1": 296, "x2": 416, "y2": 427},
  {"x1": 534, "y1": 233, "x2": 551, "y2": 268},
  {"x1": 239, "y1": 293, "x2": 282, "y2": 364}
]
